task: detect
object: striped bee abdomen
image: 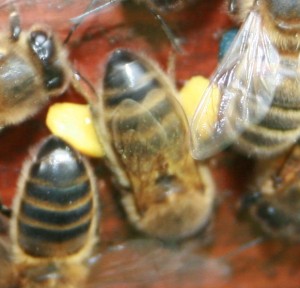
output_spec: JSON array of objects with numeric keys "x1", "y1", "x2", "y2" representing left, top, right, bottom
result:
[
  {"x1": 12, "y1": 136, "x2": 97, "y2": 259},
  {"x1": 236, "y1": 58, "x2": 300, "y2": 158}
]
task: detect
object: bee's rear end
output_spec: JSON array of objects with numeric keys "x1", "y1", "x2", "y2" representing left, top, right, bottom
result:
[{"x1": 9, "y1": 136, "x2": 99, "y2": 287}]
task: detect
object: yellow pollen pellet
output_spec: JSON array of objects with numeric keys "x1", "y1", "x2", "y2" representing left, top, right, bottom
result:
[
  {"x1": 179, "y1": 76, "x2": 220, "y2": 139},
  {"x1": 46, "y1": 103, "x2": 104, "y2": 157}
]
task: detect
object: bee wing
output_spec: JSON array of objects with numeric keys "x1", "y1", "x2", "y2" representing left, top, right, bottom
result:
[
  {"x1": 86, "y1": 239, "x2": 231, "y2": 288},
  {"x1": 110, "y1": 98, "x2": 169, "y2": 175},
  {"x1": 191, "y1": 11, "x2": 281, "y2": 159}
]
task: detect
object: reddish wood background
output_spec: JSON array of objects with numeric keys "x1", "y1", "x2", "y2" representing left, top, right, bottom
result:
[{"x1": 0, "y1": 0, "x2": 300, "y2": 287}]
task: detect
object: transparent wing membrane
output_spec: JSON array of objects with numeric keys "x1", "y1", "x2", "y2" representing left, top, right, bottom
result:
[{"x1": 191, "y1": 11, "x2": 281, "y2": 159}]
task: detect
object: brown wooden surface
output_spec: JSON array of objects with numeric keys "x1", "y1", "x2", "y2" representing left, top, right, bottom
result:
[{"x1": 0, "y1": 0, "x2": 300, "y2": 287}]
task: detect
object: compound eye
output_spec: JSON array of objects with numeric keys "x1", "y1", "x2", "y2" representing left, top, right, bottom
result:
[{"x1": 30, "y1": 30, "x2": 54, "y2": 63}]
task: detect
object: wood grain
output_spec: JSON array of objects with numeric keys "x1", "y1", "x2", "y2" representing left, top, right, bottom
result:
[{"x1": 0, "y1": 0, "x2": 300, "y2": 287}]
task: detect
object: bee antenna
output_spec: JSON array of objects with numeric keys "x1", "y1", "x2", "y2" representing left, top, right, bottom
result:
[
  {"x1": 147, "y1": 7, "x2": 183, "y2": 53},
  {"x1": 71, "y1": 70, "x2": 98, "y2": 103},
  {"x1": 65, "y1": 0, "x2": 122, "y2": 44}
]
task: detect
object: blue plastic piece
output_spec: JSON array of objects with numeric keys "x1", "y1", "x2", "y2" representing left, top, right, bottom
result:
[{"x1": 219, "y1": 28, "x2": 239, "y2": 60}]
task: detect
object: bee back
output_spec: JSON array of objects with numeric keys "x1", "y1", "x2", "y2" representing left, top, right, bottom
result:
[{"x1": 92, "y1": 50, "x2": 215, "y2": 240}]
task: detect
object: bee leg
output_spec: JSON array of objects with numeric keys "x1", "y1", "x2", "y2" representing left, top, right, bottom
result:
[
  {"x1": 167, "y1": 50, "x2": 177, "y2": 84},
  {"x1": 9, "y1": 4, "x2": 21, "y2": 41},
  {"x1": 70, "y1": 70, "x2": 98, "y2": 103},
  {"x1": 64, "y1": 21, "x2": 81, "y2": 45},
  {"x1": 0, "y1": 202, "x2": 11, "y2": 218},
  {"x1": 148, "y1": 7, "x2": 183, "y2": 53}
]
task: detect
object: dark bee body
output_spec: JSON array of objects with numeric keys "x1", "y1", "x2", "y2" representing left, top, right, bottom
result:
[
  {"x1": 230, "y1": 0, "x2": 300, "y2": 157},
  {"x1": 0, "y1": 12, "x2": 72, "y2": 127},
  {"x1": 6, "y1": 136, "x2": 99, "y2": 288},
  {"x1": 240, "y1": 144, "x2": 300, "y2": 241},
  {"x1": 90, "y1": 49, "x2": 215, "y2": 240}
]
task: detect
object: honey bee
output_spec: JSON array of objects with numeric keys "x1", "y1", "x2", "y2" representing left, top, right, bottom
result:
[
  {"x1": 191, "y1": 0, "x2": 300, "y2": 159},
  {"x1": 240, "y1": 144, "x2": 300, "y2": 241},
  {"x1": 0, "y1": 135, "x2": 99, "y2": 288},
  {"x1": 86, "y1": 49, "x2": 215, "y2": 240},
  {"x1": 187, "y1": 0, "x2": 300, "y2": 241},
  {"x1": 0, "y1": 7, "x2": 90, "y2": 129}
]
